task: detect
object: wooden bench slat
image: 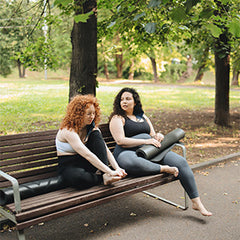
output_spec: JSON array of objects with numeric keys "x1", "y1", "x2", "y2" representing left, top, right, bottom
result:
[
  {"x1": 0, "y1": 166, "x2": 57, "y2": 183},
  {"x1": 0, "y1": 140, "x2": 56, "y2": 154},
  {"x1": 7, "y1": 186, "x2": 103, "y2": 211},
  {"x1": 1, "y1": 146, "x2": 56, "y2": 160},
  {"x1": 0, "y1": 153, "x2": 57, "y2": 170},
  {"x1": 0, "y1": 134, "x2": 57, "y2": 147},
  {"x1": 1, "y1": 158, "x2": 58, "y2": 173},
  {"x1": 0, "y1": 172, "x2": 58, "y2": 188},
  {"x1": 0, "y1": 130, "x2": 57, "y2": 142},
  {"x1": 13, "y1": 174, "x2": 173, "y2": 220}
]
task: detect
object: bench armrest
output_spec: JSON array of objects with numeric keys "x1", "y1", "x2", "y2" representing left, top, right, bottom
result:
[
  {"x1": 174, "y1": 143, "x2": 186, "y2": 159},
  {"x1": 0, "y1": 170, "x2": 21, "y2": 213}
]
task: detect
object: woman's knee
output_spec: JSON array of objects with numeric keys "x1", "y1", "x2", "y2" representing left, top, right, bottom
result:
[
  {"x1": 117, "y1": 152, "x2": 137, "y2": 169},
  {"x1": 164, "y1": 151, "x2": 188, "y2": 168},
  {"x1": 88, "y1": 130, "x2": 103, "y2": 143}
]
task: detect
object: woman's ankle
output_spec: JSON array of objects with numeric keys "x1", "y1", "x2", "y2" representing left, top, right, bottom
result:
[
  {"x1": 160, "y1": 165, "x2": 179, "y2": 177},
  {"x1": 103, "y1": 173, "x2": 121, "y2": 185},
  {"x1": 191, "y1": 197, "x2": 212, "y2": 216}
]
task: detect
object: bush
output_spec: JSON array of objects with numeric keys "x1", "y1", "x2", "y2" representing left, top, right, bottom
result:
[{"x1": 159, "y1": 63, "x2": 187, "y2": 83}]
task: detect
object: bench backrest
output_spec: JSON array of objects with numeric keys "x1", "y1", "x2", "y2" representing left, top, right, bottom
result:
[{"x1": 0, "y1": 124, "x2": 115, "y2": 188}]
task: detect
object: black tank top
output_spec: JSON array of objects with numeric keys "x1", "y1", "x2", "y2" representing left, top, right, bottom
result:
[{"x1": 124, "y1": 117, "x2": 150, "y2": 137}]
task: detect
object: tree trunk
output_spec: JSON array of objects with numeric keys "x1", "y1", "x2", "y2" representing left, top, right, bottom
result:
[
  {"x1": 214, "y1": 1, "x2": 230, "y2": 126},
  {"x1": 101, "y1": 42, "x2": 109, "y2": 80},
  {"x1": 115, "y1": 48, "x2": 123, "y2": 78},
  {"x1": 231, "y1": 69, "x2": 239, "y2": 86},
  {"x1": 128, "y1": 59, "x2": 134, "y2": 80},
  {"x1": 186, "y1": 55, "x2": 193, "y2": 77},
  {"x1": 214, "y1": 46, "x2": 230, "y2": 126},
  {"x1": 17, "y1": 60, "x2": 22, "y2": 78},
  {"x1": 115, "y1": 34, "x2": 124, "y2": 78},
  {"x1": 194, "y1": 66, "x2": 204, "y2": 81},
  {"x1": 22, "y1": 67, "x2": 25, "y2": 78},
  {"x1": 104, "y1": 62, "x2": 109, "y2": 80},
  {"x1": 17, "y1": 59, "x2": 25, "y2": 78},
  {"x1": 179, "y1": 55, "x2": 192, "y2": 82},
  {"x1": 150, "y1": 57, "x2": 158, "y2": 82},
  {"x1": 194, "y1": 47, "x2": 209, "y2": 82},
  {"x1": 69, "y1": 0, "x2": 97, "y2": 100}
]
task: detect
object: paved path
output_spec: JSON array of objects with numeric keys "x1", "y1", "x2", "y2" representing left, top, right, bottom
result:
[{"x1": 1, "y1": 156, "x2": 239, "y2": 240}]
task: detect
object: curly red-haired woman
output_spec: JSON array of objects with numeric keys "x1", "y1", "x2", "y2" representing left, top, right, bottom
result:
[{"x1": 56, "y1": 95, "x2": 127, "y2": 189}]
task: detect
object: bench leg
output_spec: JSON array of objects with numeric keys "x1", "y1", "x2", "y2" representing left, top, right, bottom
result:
[
  {"x1": 143, "y1": 189, "x2": 189, "y2": 210},
  {"x1": 17, "y1": 229, "x2": 26, "y2": 240}
]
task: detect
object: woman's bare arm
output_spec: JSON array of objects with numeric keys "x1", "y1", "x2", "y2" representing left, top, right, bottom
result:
[
  {"x1": 109, "y1": 115, "x2": 160, "y2": 148},
  {"x1": 60, "y1": 129, "x2": 116, "y2": 175}
]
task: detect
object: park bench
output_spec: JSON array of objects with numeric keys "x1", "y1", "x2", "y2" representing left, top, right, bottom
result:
[{"x1": 0, "y1": 123, "x2": 188, "y2": 240}]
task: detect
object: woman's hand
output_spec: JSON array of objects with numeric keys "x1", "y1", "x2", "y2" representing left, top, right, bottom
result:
[
  {"x1": 145, "y1": 138, "x2": 161, "y2": 148},
  {"x1": 154, "y1": 133, "x2": 164, "y2": 142},
  {"x1": 115, "y1": 168, "x2": 127, "y2": 178},
  {"x1": 110, "y1": 168, "x2": 127, "y2": 178}
]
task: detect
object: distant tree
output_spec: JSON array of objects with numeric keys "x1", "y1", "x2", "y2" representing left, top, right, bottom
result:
[
  {"x1": 0, "y1": 0, "x2": 67, "y2": 78},
  {"x1": 0, "y1": 0, "x2": 28, "y2": 77},
  {"x1": 231, "y1": 42, "x2": 240, "y2": 86}
]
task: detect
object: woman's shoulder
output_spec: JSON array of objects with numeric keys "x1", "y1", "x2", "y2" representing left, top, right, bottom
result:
[
  {"x1": 57, "y1": 128, "x2": 78, "y2": 138},
  {"x1": 143, "y1": 114, "x2": 150, "y2": 120},
  {"x1": 110, "y1": 115, "x2": 125, "y2": 126},
  {"x1": 111, "y1": 115, "x2": 125, "y2": 121}
]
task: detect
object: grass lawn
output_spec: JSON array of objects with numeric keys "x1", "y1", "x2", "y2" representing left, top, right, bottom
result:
[{"x1": 0, "y1": 75, "x2": 239, "y2": 135}]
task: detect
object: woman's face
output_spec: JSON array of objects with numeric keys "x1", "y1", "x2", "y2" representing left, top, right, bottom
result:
[
  {"x1": 120, "y1": 91, "x2": 135, "y2": 114},
  {"x1": 83, "y1": 104, "x2": 95, "y2": 126}
]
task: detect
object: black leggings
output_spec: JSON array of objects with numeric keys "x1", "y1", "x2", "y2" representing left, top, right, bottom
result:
[{"x1": 58, "y1": 130, "x2": 108, "y2": 189}]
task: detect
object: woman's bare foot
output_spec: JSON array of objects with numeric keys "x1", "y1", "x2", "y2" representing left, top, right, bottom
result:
[
  {"x1": 103, "y1": 173, "x2": 122, "y2": 185},
  {"x1": 192, "y1": 197, "x2": 212, "y2": 216},
  {"x1": 161, "y1": 165, "x2": 179, "y2": 177}
]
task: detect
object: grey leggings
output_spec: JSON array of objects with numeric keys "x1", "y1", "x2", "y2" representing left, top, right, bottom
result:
[{"x1": 114, "y1": 134, "x2": 199, "y2": 199}]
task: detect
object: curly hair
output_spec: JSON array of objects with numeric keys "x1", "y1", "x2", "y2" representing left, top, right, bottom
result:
[
  {"x1": 109, "y1": 87, "x2": 144, "y2": 121},
  {"x1": 60, "y1": 94, "x2": 101, "y2": 133}
]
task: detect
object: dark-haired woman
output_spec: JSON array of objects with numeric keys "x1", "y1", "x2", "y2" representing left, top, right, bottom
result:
[{"x1": 109, "y1": 88, "x2": 212, "y2": 216}]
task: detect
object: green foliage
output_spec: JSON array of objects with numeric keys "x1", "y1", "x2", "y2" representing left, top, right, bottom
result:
[
  {"x1": 18, "y1": 37, "x2": 58, "y2": 71},
  {"x1": 54, "y1": 0, "x2": 95, "y2": 23},
  {"x1": 0, "y1": 49, "x2": 12, "y2": 77},
  {"x1": 229, "y1": 18, "x2": 240, "y2": 38},
  {"x1": 0, "y1": 0, "x2": 72, "y2": 77},
  {"x1": 74, "y1": 11, "x2": 93, "y2": 23},
  {"x1": 160, "y1": 62, "x2": 187, "y2": 83}
]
